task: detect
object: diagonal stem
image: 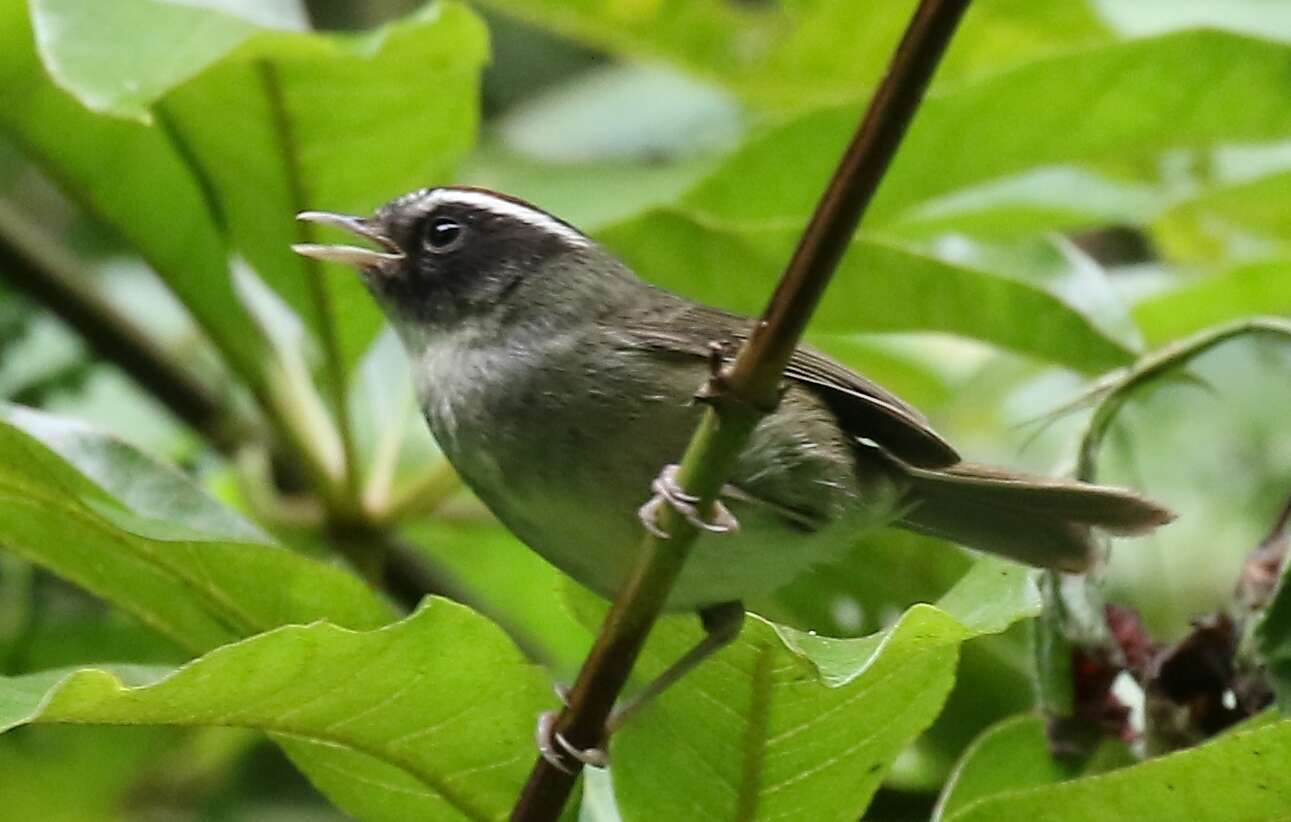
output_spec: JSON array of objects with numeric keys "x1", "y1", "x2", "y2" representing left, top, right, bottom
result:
[
  {"x1": 510, "y1": 2, "x2": 973, "y2": 819},
  {"x1": 0, "y1": 200, "x2": 252, "y2": 454},
  {"x1": 258, "y1": 59, "x2": 364, "y2": 511}
]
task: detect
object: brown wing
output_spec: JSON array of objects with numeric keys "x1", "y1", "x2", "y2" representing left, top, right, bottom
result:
[{"x1": 618, "y1": 301, "x2": 959, "y2": 468}]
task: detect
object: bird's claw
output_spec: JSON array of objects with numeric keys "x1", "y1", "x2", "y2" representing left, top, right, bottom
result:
[
  {"x1": 535, "y1": 711, "x2": 610, "y2": 772},
  {"x1": 637, "y1": 464, "x2": 740, "y2": 539}
]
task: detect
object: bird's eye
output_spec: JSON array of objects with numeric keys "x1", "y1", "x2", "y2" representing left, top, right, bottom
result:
[{"x1": 424, "y1": 217, "x2": 465, "y2": 253}]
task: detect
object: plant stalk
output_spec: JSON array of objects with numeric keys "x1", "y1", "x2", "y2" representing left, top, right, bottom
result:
[{"x1": 509, "y1": 2, "x2": 973, "y2": 818}]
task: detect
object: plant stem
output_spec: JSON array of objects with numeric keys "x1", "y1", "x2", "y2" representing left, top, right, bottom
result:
[
  {"x1": 257, "y1": 59, "x2": 365, "y2": 512},
  {"x1": 510, "y1": 2, "x2": 972, "y2": 818},
  {"x1": 0, "y1": 200, "x2": 252, "y2": 454},
  {"x1": 1076, "y1": 316, "x2": 1291, "y2": 482}
]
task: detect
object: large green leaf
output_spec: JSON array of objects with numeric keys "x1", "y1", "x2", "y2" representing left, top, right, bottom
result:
[
  {"x1": 564, "y1": 556, "x2": 1041, "y2": 820},
  {"x1": 932, "y1": 715, "x2": 1073, "y2": 821},
  {"x1": 598, "y1": 208, "x2": 1134, "y2": 372},
  {"x1": 30, "y1": 0, "x2": 308, "y2": 121},
  {"x1": 473, "y1": 0, "x2": 1108, "y2": 110},
  {"x1": 944, "y1": 718, "x2": 1291, "y2": 822},
  {"x1": 0, "y1": 403, "x2": 393, "y2": 652},
  {"x1": 681, "y1": 30, "x2": 1291, "y2": 227},
  {"x1": 29, "y1": 0, "x2": 489, "y2": 381},
  {"x1": 0, "y1": 0, "x2": 265, "y2": 383},
  {"x1": 160, "y1": 4, "x2": 487, "y2": 376},
  {"x1": 932, "y1": 713, "x2": 1134, "y2": 821},
  {"x1": 0, "y1": 601, "x2": 557, "y2": 822}
]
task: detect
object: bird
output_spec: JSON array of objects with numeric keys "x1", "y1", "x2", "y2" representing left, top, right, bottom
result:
[{"x1": 294, "y1": 185, "x2": 1173, "y2": 763}]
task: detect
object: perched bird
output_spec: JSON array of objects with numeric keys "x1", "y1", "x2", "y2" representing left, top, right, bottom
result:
[{"x1": 295, "y1": 186, "x2": 1172, "y2": 761}]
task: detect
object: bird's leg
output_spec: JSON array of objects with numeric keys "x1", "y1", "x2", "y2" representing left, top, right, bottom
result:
[
  {"x1": 638, "y1": 464, "x2": 740, "y2": 538},
  {"x1": 533, "y1": 603, "x2": 745, "y2": 770},
  {"x1": 535, "y1": 710, "x2": 609, "y2": 773},
  {"x1": 608, "y1": 601, "x2": 745, "y2": 733}
]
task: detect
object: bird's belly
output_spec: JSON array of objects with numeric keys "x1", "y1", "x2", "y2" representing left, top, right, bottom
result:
[
  {"x1": 417, "y1": 339, "x2": 877, "y2": 611},
  {"x1": 472, "y1": 467, "x2": 867, "y2": 611}
]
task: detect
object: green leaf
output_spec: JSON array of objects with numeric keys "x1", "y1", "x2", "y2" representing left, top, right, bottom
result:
[
  {"x1": 761, "y1": 529, "x2": 972, "y2": 636},
  {"x1": 681, "y1": 30, "x2": 1291, "y2": 226},
  {"x1": 0, "y1": 601, "x2": 558, "y2": 822},
  {"x1": 30, "y1": 0, "x2": 306, "y2": 121},
  {"x1": 0, "y1": 403, "x2": 393, "y2": 652},
  {"x1": 473, "y1": 0, "x2": 1108, "y2": 110},
  {"x1": 0, "y1": 0, "x2": 266, "y2": 383},
  {"x1": 405, "y1": 519, "x2": 594, "y2": 680},
  {"x1": 944, "y1": 718, "x2": 1291, "y2": 822},
  {"x1": 493, "y1": 63, "x2": 743, "y2": 164},
  {"x1": 15, "y1": 0, "x2": 489, "y2": 388},
  {"x1": 1132, "y1": 260, "x2": 1291, "y2": 346},
  {"x1": 565, "y1": 557, "x2": 1040, "y2": 820},
  {"x1": 888, "y1": 167, "x2": 1166, "y2": 241},
  {"x1": 3, "y1": 402, "x2": 270, "y2": 544},
  {"x1": 598, "y1": 209, "x2": 1134, "y2": 372},
  {"x1": 155, "y1": 3, "x2": 488, "y2": 376},
  {"x1": 932, "y1": 715, "x2": 1072, "y2": 821}
]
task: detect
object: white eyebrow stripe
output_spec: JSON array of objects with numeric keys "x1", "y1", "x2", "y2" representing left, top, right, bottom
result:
[{"x1": 420, "y1": 188, "x2": 591, "y2": 248}]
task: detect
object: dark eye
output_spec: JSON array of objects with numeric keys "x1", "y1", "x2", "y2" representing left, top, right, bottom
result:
[{"x1": 424, "y1": 217, "x2": 465, "y2": 252}]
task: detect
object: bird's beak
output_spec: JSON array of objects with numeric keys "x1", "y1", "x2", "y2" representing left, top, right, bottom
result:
[{"x1": 292, "y1": 211, "x2": 405, "y2": 267}]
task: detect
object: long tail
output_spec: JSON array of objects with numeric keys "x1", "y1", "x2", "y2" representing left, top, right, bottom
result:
[{"x1": 862, "y1": 443, "x2": 1175, "y2": 572}]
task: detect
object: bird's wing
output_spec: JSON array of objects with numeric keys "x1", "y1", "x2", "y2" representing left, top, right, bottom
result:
[{"x1": 617, "y1": 302, "x2": 960, "y2": 469}]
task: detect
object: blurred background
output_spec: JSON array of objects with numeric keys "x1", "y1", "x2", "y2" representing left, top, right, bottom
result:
[{"x1": 2, "y1": 0, "x2": 1290, "y2": 818}]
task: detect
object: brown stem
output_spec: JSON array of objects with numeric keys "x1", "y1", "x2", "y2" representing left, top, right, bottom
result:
[
  {"x1": 0, "y1": 200, "x2": 251, "y2": 454},
  {"x1": 510, "y1": 2, "x2": 972, "y2": 819}
]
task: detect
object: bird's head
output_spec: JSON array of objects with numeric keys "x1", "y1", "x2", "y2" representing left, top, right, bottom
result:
[{"x1": 293, "y1": 186, "x2": 604, "y2": 341}]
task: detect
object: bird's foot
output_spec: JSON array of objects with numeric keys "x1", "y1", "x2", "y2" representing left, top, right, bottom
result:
[
  {"x1": 535, "y1": 711, "x2": 610, "y2": 772},
  {"x1": 637, "y1": 464, "x2": 740, "y2": 539}
]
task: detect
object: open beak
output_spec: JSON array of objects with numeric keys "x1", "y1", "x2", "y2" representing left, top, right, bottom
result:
[{"x1": 292, "y1": 211, "x2": 404, "y2": 267}]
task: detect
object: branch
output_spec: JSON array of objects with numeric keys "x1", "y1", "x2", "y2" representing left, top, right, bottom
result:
[
  {"x1": 510, "y1": 2, "x2": 973, "y2": 818},
  {"x1": 0, "y1": 200, "x2": 252, "y2": 455},
  {"x1": 1076, "y1": 316, "x2": 1291, "y2": 482}
]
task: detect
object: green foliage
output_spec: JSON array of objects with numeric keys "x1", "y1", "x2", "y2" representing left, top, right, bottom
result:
[
  {"x1": 0, "y1": 403, "x2": 393, "y2": 651},
  {"x1": 944, "y1": 717, "x2": 1291, "y2": 822},
  {"x1": 564, "y1": 559, "x2": 1039, "y2": 820},
  {"x1": 470, "y1": 0, "x2": 1111, "y2": 110},
  {"x1": 0, "y1": 602, "x2": 557, "y2": 822},
  {"x1": 2, "y1": 0, "x2": 1291, "y2": 818},
  {"x1": 601, "y1": 213, "x2": 1135, "y2": 371},
  {"x1": 8, "y1": 0, "x2": 487, "y2": 392}
]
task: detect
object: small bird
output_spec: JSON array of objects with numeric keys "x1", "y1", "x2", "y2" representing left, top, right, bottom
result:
[{"x1": 295, "y1": 186, "x2": 1172, "y2": 761}]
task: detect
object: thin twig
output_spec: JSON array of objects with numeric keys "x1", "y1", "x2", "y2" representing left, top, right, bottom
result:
[
  {"x1": 1076, "y1": 316, "x2": 1291, "y2": 482},
  {"x1": 0, "y1": 200, "x2": 252, "y2": 454},
  {"x1": 510, "y1": 2, "x2": 973, "y2": 818}
]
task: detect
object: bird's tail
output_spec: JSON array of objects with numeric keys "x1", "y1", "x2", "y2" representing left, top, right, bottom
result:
[{"x1": 863, "y1": 443, "x2": 1175, "y2": 572}]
